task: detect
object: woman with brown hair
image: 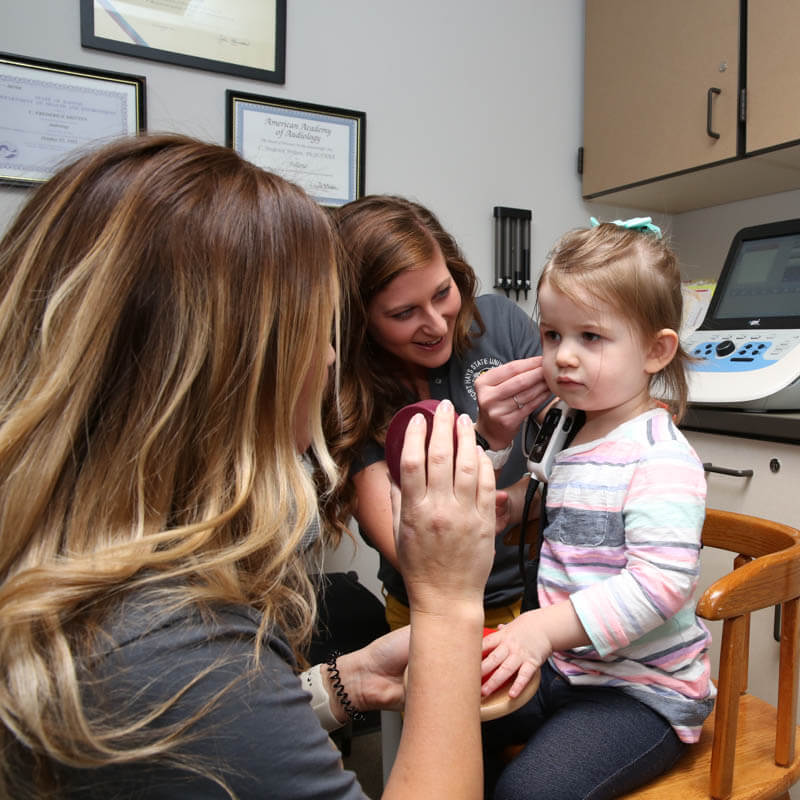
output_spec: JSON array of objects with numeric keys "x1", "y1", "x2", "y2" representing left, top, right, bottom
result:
[
  {"x1": 0, "y1": 135, "x2": 495, "y2": 799},
  {"x1": 327, "y1": 195, "x2": 551, "y2": 630}
]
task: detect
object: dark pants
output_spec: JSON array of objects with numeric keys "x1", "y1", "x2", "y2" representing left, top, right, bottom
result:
[{"x1": 483, "y1": 661, "x2": 686, "y2": 800}]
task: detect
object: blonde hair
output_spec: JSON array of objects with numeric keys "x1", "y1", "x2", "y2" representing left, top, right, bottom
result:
[
  {"x1": 0, "y1": 134, "x2": 339, "y2": 794},
  {"x1": 539, "y1": 222, "x2": 690, "y2": 420}
]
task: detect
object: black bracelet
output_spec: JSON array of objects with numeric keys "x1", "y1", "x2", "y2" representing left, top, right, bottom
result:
[{"x1": 325, "y1": 651, "x2": 365, "y2": 722}]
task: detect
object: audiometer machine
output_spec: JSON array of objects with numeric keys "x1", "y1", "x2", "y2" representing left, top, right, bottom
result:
[{"x1": 684, "y1": 217, "x2": 800, "y2": 412}]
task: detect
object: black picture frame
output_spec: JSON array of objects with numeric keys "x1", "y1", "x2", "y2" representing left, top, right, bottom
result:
[
  {"x1": 226, "y1": 90, "x2": 366, "y2": 207},
  {"x1": 80, "y1": 0, "x2": 286, "y2": 84},
  {"x1": 0, "y1": 52, "x2": 146, "y2": 188}
]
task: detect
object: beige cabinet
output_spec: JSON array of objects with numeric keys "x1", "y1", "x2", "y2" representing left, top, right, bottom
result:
[
  {"x1": 684, "y1": 430, "x2": 799, "y2": 739},
  {"x1": 583, "y1": 0, "x2": 800, "y2": 212},
  {"x1": 583, "y1": 0, "x2": 739, "y2": 197},
  {"x1": 747, "y1": 0, "x2": 800, "y2": 154}
]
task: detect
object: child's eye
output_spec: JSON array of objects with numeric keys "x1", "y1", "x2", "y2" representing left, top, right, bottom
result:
[
  {"x1": 582, "y1": 332, "x2": 601, "y2": 343},
  {"x1": 543, "y1": 330, "x2": 560, "y2": 342}
]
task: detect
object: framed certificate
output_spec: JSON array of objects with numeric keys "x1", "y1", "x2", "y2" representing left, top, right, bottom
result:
[
  {"x1": 81, "y1": 0, "x2": 286, "y2": 85},
  {"x1": 0, "y1": 53, "x2": 146, "y2": 188},
  {"x1": 226, "y1": 91, "x2": 366, "y2": 207}
]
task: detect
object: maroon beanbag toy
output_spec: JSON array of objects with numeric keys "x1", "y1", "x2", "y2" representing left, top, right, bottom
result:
[{"x1": 385, "y1": 399, "x2": 459, "y2": 486}]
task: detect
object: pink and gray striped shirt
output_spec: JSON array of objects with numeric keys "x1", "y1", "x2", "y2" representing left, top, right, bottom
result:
[{"x1": 539, "y1": 407, "x2": 716, "y2": 742}]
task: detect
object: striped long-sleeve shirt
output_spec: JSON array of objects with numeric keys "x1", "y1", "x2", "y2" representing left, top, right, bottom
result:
[{"x1": 539, "y1": 407, "x2": 716, "y2": 742}]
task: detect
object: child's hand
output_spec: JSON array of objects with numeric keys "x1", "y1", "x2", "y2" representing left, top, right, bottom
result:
[
  {"x1": 481, "y1": 602, "x2": 590, "y2": 699},
  {"x1": 480, "y1": 611, "x2": 553, "y2": 698}
]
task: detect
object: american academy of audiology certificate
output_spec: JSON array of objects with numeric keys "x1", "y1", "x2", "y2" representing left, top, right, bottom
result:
[{"x1": 231, "y1": 97, "x2": 362, "y2": 207}]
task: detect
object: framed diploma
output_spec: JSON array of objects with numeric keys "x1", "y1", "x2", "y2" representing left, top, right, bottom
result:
[
  {"x1": 80, "y1": 0, "x2": 286, "y2": 85},
  {"x1": 0, "y1": 53, "x2": 146, "y2": 188},
  {"x1": 226, "y1": 91, "x2": 366, "y2": 207}
]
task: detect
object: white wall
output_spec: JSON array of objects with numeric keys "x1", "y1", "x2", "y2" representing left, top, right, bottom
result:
[{"x1": 672, "y1": 188, "x2": 800, "y2": 281}]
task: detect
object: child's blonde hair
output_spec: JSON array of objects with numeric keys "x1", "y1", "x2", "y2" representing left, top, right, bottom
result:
[{"x1": 538, "y1": 222, "x2": 690, "y2": 421}]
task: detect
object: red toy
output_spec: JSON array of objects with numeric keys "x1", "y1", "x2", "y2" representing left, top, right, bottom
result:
[{"x1": 384, "y1": 399, "x2": 459, "y2": 486}]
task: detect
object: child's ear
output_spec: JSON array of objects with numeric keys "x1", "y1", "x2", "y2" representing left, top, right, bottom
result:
[{"x1": 644, "y1": 328, "x2": 679, "y2": 374}]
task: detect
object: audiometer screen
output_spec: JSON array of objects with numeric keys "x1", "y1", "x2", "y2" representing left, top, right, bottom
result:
[{"x1": 713, "y1": 233, "x2": 800, "y2": 322}]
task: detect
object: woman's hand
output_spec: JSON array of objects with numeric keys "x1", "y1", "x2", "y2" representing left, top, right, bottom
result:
[
  {"x1": 392, "y1": 399, "x2": 496, "y2": 613},
  {"x1": 382, "y1": 399, "x2": 493, "y2": 800},
  {"x1": 474, "y1": 356, "x2": 551, "y2": 450},
  {"x1": 335, "y1": 627, "x2": 411, "y2": 714}
]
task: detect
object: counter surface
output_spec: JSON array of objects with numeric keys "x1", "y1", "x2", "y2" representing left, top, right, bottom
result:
[{"x1": 681, "y1": 407, "x2": 800, "y2": 445}]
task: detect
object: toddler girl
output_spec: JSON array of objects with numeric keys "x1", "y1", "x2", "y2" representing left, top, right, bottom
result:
[{"x1": 481, "y1": 218, "x2": 715, "y2": 800}]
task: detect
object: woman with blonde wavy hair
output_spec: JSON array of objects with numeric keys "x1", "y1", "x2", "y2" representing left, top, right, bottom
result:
[{"x1": 0, "y1": 134, "x2": 496, "y2": 799}]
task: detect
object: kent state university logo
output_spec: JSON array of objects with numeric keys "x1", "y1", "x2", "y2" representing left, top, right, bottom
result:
[{"x1": 464, "y1": 356, "x2": 503, "y2": 400}]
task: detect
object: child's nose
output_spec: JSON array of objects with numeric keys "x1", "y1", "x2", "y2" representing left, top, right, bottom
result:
[{"x1": 555, "y1": 341, "x2": 578, "y2": 366}]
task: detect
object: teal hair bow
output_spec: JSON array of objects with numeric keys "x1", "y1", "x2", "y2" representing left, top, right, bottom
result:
[{"x1": 589, "y1": 216, "x2": 662, "y2": 239}]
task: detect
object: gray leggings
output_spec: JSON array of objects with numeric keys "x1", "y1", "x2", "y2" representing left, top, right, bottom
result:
[{"x1": 482, "y1": 661, "x2": 686, "y2": 800}]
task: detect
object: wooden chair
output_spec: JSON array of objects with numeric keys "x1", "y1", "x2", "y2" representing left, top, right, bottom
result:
[
  {"x1": 506, "y1": 508, "x2": 800, "y2": 799},
  {"x1": 621, "y1": 507, "x2": 800, "y2": 799}
]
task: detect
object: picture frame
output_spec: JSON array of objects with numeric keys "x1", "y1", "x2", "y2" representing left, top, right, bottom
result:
[
  {"x1": 80, "y1": 0, "x2": 286, "y2": 85},
  {"x1": 226, "y1": 90, "x2": 366, "y2": 207},
  {"x1": 0, "y1": 52, "x2": 146, "y2": 188}
]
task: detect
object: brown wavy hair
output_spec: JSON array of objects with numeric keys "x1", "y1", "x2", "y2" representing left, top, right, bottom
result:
[
  {"x1": 322, "y1": 195, "x2": 483, "y2": 528},
  {"x1": 539, "y1": 222, "x2": 690, "y2": 420},
  {"x1": 0, "y1": 134, "x2": 340, "y2": 796}
]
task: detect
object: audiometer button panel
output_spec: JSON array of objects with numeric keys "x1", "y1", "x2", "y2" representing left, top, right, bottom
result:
[{"x1": 683, "y1": 330, "x2": 800, "y2": 373}]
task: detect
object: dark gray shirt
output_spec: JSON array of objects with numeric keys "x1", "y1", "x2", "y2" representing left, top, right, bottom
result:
[
  {"x1": 56, "y1": 593, "x2": 367, "y2": 799},
  {"x1": 357, "y1": 293, "x2": 542, "y2": 607}
]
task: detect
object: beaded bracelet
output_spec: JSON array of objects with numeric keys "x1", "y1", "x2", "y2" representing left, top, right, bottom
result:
[{"x1": 326, "y1": 651, "x2": 366, "y2": 722}]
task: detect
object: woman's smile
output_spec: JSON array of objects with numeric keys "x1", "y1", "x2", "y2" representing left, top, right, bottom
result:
[{"x1": 414, "y1": 335, "x2": 446, "y2": 351}]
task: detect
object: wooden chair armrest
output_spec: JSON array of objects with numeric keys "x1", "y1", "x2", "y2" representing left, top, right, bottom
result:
[
  {"x1": 701, "y1": 508, "x2": 800, "y2": 557},
  {"x1": 698, "y1": 539, "x2": 800, "y2": 619}
]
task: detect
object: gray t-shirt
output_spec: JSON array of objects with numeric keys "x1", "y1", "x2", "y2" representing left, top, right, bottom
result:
[
  {"x1": 54, "y1": 592, "x2": 367, "y2": 799},
  {"x1": 357, "y1": 293, "x2": 542, "y2": 608}
]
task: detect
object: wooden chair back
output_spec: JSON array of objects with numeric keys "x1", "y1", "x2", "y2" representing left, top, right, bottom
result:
[{"x1": 621, "y1": 507, "x2": 800, "y2": 799}]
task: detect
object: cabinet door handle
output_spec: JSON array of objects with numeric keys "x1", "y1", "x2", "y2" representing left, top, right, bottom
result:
[
  {"x1": 706, "y1": 87, "x2": 721, "y2": 139},
  {"x1": 702, "y1": 462, "x2": 753, "y2": 477}
]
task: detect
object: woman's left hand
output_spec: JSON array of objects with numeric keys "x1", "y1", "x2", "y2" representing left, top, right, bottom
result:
[
  {"x1": 474, "y1": 356, "x2": 551, "y2": 449},
  {"x1": 335, "y1": 626, "x2": 411, "y2": 713}
]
